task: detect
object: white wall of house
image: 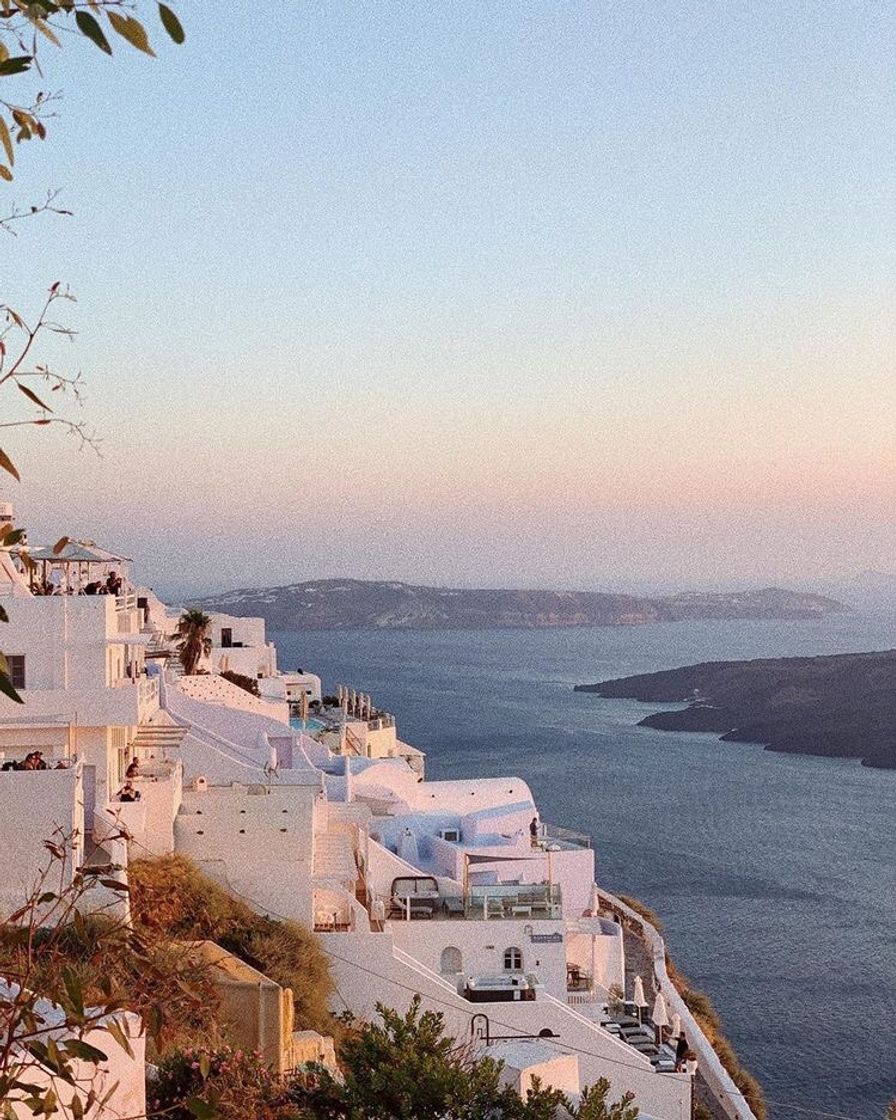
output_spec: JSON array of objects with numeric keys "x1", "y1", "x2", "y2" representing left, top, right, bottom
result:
[
  {"x1": 407, "y1": 776, "x2": 535, "y2": 814},
  {"x1": 389, "y1": 916, "x2": 569, "y2": 999},
  {"x1": 177, "y1": 674, "x2": 289, "y2": 724},
  {"x1": 5, "y1": 1005, "x2": 145, "y2": 1120},
  {"x1": 0, "y1": 765, "x2": 84, "y2": 919},
  {"x1": 174, "y1": 780, "x2": 321, "y2": 924},
  {"x1": 101, "y1": 761, "x2": 183, "y2": 857},
  {"x1": 492, "y1": 1042, "x2": 581, "y2": 1097},
  {"x1": 208, "y1": 612, "x2": 277, "y2": 678},
  {"x1": 566, "y1": 920, "x2": 626, "y2": 994},
  {"x1": 279, "y1": 671, "x2": 323, "y2": 704},
  {"x1": 321, "y1": 932, "x2": 690, "y2": 1120},
  {"x1": 0, "y1": 595, "x2": 145, "y2": 691}
]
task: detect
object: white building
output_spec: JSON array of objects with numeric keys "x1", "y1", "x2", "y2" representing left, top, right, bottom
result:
[
  {"x1": 0, "y1": 515, "x2": 755, "y2": 1120},
  {"x1": 206, "y1": 611, "x2": 277, "y2": 680}
]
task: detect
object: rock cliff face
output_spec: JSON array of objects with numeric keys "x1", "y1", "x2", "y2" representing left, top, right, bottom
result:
[
  {"x1": 575, "y1": 649, "x2": 896, "y2": 768},
  {"x1": 195, "y1": 579, "x2": 846, "y2": 633}
]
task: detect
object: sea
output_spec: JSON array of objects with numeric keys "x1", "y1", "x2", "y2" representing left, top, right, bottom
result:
[{"x1": 271, "y1": 613, "x2": 896, "y2": 1120}]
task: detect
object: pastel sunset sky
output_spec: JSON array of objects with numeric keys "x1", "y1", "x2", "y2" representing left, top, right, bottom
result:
[{"x1": 6, "y1": 2, "x2": 894, "y2": 594}]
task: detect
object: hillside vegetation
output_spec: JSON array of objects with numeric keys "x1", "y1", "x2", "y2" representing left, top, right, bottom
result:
[{"x1": 129, "y1": 855, "x2": 335, "y2": 1035}]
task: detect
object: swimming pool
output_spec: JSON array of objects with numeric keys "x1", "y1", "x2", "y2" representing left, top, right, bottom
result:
[{"x1": 289, "y1": 716, "x2": 326, "y2": 733}]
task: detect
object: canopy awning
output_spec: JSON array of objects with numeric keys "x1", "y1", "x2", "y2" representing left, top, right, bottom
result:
[{"x1": 25, "y1": 541, "x2": 131, "y2": 565}]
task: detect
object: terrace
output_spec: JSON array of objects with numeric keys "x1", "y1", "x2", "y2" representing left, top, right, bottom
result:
[
  {"x1": 383, "y1": 876, "x2": 562, "y2": 922},
  {"x1": 536, "y1": 821, "x2": 592, "y2": 851}
]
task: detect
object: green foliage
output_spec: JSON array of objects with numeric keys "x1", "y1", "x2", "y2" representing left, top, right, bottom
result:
[
  {"x1": 0, "y1": 832, "x2": 212, "y2": 1118},
  {"x1": 290, "y1": 997, "x2": 637, "y2": 1120},
  {"x1": 129, "y1": 855, "x2": 334, "y2": 1035},
  {"x1": 220, "y1": 669, "x2": 261, "y2": 697},
  {"x1": 152, "y1": 1045, "x2": 297, "y2": 1120},
  {"x1": 576, "y1": 1080, "x2": 638, "y2": 1120},
  {"x1": 0, "y1": 1, "x2": 184, "y2": 181},
  {"x1": 0, "y1": 907, "x2": 220, "y2": 1063}
]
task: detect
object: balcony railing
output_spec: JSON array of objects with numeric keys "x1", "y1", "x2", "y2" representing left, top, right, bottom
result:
[
  {"x1": 385, "y1": 883, "x2": 562, "y2": 922},
  {"x1": 540, "y1": 822, "x2": 592, "y2": 849}
]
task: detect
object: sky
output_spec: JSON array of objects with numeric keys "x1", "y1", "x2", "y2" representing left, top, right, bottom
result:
[{"x1": 3, "y1": 2, "x2": 894, "y2": 596}]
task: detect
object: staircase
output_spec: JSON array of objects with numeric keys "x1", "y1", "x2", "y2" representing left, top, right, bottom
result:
[
  {"x1": 313, "y1": 832, "x2": 358, "y2": 886},
  {"x1": 130, "y1": 724, "x2": 188, "y2": 759},
  {"x1": 146, "y1": 631, "x2": 183, "y2": 677}
]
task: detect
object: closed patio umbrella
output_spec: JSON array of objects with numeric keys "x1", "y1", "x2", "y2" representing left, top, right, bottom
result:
[
  {"x1": 652, "y1": 991, "x2": 669, "y2": 1046},
  {"x1": 670, "y1": 1012, "x2": 682, "y2": 1039},
  {"x1": 632, "y1": 975, "x2": 647, "y2": 1024}
]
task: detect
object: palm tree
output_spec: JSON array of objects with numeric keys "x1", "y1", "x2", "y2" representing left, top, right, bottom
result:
[{"x1": 174, "y1": 609, "x2": 212, "y2": 676}]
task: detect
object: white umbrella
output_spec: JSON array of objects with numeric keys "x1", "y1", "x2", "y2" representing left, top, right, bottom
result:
[
  {"x1": 670, "y1": 1012, "x2": 682, "y2": 1039},
  {"x1": 651, "y1": 991, "x2": 669, "y2": 1045},
  {"x1": 632, "y1": 975, "x2": 647, "y2": 1023}
]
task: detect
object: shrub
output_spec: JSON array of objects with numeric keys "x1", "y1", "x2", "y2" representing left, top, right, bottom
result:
[
  {"x1": 220, "y1": 669, "x2": 260, "y2": 696},
  {"x1": 617, "y1": 894, "x2": 664, "y2": 933},
  {"x1": 152, "y1": 1045, "x2": 297, "y2": 1120},
  {"x1": 666, "y1": 961, "x2": 765, "y2": 1120},
  {"x1": 290, "y1": 998, "x2": 637, "y2": 1119},
  {"x1": 0, "y1": 910, "x2": 220, "y2": 1059},
  {"x1": 129, "y1": 855, "x2": 334, "y2": 1034}
]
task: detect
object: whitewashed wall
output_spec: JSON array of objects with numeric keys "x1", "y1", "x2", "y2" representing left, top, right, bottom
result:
[
  {"x1": 321, "y1": 932, "x2": 690, "y2": 1120},
  {"x1": 175, "y1": 782, "x2": 320, "y2": 924},
  {"x1": 0, "y1": 766, "x2": 83, "y2": 919}
]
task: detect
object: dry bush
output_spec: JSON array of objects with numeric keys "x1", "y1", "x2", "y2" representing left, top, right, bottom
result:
[
  {"x1": 129, "y1": 854, "x2": 334, "y2": 1034},
  {"x1": 617, "y1": 893, "x2": 664, "y2": 933},
  {"x1": 666, "y1": 959, "x2": 766, "y2": 1120},
  {"x1": 0, "y1": 910, "x2": 220, "y2": 1060}
]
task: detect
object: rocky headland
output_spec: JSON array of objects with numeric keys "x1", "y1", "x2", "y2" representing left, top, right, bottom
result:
[
  {"x1": 575, "y1": 649, "x2": 896, "y2": 769},
  {"x1": 195, "y1": 580, "x2": 847, "y2": 633}
]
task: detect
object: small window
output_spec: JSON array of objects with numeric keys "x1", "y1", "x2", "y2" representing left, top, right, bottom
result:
[
  {"x1": 8, "y1": 655, "x2": 25, "y2": 690},
  {"x1": 221, "y1": 628, "x2": 233, "y2": 648},
  {"x1": 503, "y1": 946, "x2": 523, "y2": 971}
]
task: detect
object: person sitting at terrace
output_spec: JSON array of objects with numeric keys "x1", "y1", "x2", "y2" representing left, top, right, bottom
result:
[
  {"x1": 21, "y1": 751, "x2": 47, "y2": 771},
  {"x1": 105, "y1": 571, "x2": 123, "y2": 595},
  {"x1": 119, "y1": 781, "x2": 140, "y2": 802},
  {"x1": 125, "y1": 757, "x2": 139, "y2": 779}
]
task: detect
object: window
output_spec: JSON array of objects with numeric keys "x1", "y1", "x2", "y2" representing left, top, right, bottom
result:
[
  {"x1": 221, "y1": 628, "x2": 233, "y2": 648},
  {"x1": 440, "y1": 947, "x2": 462, "y2": 974},
  {"x1": 503, "y1": 946, "x2": 523, "y2": 971},
  {"x1": 7, "y1": 655, "x2": 25, "y2": 690}
]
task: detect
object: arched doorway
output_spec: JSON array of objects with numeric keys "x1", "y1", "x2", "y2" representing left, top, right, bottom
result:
[{"x1": 440, "y1": 946, "x2": 463, "y2": 974}]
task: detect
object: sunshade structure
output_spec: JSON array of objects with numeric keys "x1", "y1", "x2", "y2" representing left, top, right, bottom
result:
[
  {"x1": 651, "y1": 991, "x2": 669, "y2": 1045},
  {"x1": 632, "y1": 974, "x2": 648, "y2": 1024},
  {"x1": 22, "y1": 540, "x2": 132, "y2": 595}
]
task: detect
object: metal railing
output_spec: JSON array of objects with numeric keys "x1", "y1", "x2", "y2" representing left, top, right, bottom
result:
[{"x1": 541, "y1": 822, "x2": 592, "y2": 849}]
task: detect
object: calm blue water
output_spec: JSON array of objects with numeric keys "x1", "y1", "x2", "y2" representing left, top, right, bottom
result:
[
  {"x1": 274, "y1": 614, "x2": 896, "y2": 1120},
  {"x1": 289, "y1": 716, "x2": 326, "y2": 732}
]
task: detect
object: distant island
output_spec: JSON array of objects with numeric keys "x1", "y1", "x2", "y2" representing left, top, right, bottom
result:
[
  {"x1": 195, "y1": 579, "x2": 847, "y2": 632},
  {"x1": 575, "y1": 649, "x2": 896, "y2": 769}
]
